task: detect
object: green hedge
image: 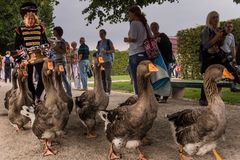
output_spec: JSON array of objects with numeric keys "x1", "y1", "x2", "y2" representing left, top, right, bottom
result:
[
  {"x1": 177, "y1": 18, "x2": 240, "y2": 80},
  {"x1": 89, "y1": 51, "x2": 129, "y2": 75}
]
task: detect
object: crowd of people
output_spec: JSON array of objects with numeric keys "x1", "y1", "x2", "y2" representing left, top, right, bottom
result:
[{"x1": 0, "y1": 3, "x2": 239, "y2": 106}]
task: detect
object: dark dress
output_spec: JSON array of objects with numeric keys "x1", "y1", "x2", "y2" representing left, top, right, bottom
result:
[{"x1": 199, "y1": 26, "x2": 240, "y2": 105}]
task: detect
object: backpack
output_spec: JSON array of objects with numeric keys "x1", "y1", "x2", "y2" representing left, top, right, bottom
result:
[
  {"x1": 158, "y1": 33, "x2": 174, "y2": 63},
  {"x1": 4, "y1": 56, "x2": 11, "y2": 67},
  {"x1": 97, "y1": 39, "x2": 114, "y2": 61}
]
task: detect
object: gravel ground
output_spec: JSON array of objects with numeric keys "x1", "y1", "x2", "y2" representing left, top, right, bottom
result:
[{"x1": 0, "y1": 81, "x2": 240, "y2": 160}]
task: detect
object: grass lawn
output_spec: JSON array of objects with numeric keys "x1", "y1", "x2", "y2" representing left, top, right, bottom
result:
[
  {"x1": 184, "y1": 88, "x2": 240, "y2": 104},
  {"x1": 88, "y1": 79, "x2": 240, "y2": 104},
  {"x1": 88, "y1": 75, "x2": 131, "y2": 81}
]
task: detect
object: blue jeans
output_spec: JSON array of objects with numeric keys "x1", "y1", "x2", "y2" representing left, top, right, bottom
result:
[
  {"x1": 79, "y1": 60, "x2": 89, "y2": 89},
  {"x1": 128, "y1": 52, "x2": 148, "y2": 94},
  {"x1": 55, "y1": 60, "x2": 72, "y2": 97}
]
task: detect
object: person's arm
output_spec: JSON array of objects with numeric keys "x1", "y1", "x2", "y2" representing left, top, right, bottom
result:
[
  {"x1": 15, "y1": 27, "x2": 23, "y2": 50},
  {"x1": 78, "y1": 46, "x2": 83, "y2": 60},
  {"x1": 124, "y1": 22, "x2": 138, "y2": 43},
  {"x1": 201, "y1": 27, "x2": 222, "y2": 50},
  {"x1": 40, "y1": 25, "x2": 49, "y2": 44},
  {"x1": 108, "y1": 41, "x2": 115, "y2": 54},
  {"x1": 231, "y1": 36, "x2": 236, "y2": 62}
]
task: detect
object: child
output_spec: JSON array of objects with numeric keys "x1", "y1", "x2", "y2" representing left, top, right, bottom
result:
[
  {"x1": 3, "y1": 51, "x2": 14, "y2": 83},
  {"x1": 51, "y1": 26, "x2": 72, "y2": 97},
  {"x1": 70, "y1": 41, "x2": 81, "y2": 89}
]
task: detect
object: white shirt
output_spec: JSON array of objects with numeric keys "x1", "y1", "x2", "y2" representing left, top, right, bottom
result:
[
  {"x1": 128, "y1": 21, "x2": 148, "y2": 56},
  {"x1": 221, "y1": 33, "x2": 235, "y2": 53}
]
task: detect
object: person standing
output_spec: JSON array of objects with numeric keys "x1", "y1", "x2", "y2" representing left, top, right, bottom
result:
[
  {"x1": 96, "y1": 29, "x2": 115, "y2": 94},
  {"x1": 51, "y1": 26, "x2": 72, "y2": 97},
  {"x1": 3, "y1": 51, "x2": 14, "y2": 83},
  {"x1": 65, "y1": 42, "x2": 73, "y2": 84},
  {"x1": 199, "y1": 11, "x2": 240, "y2": 106},
  {"x1": 220, "y1": 21, "x2": 239, "y2": 92},
  {"x1": 123, "y1": 5, "x2": 149, "y2": 94},
  {"x1": 15, "y1": 2, "x2": 48, "y2": 103},
  {"x1": 70, "y1": 41, "x2": 80, "y2": 90},
  {"x1": 150, "y1": 22, "x2": 174, "y2": 103},
  {"x1": 78, "y1": 37, "x2": 90, "y2": 91}
]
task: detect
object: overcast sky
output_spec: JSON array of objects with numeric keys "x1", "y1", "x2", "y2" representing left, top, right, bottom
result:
[{"x1": 53, "y1": 0, "x2": 240, "y2": 50}]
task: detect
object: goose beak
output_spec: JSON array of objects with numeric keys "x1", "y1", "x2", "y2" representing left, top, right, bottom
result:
[
  {"x1": 148, "y1": 63, "x2": 158, "y2": 73},
  {"x1": 222, "y1": 68, "x2": 234, "y2": 80}
]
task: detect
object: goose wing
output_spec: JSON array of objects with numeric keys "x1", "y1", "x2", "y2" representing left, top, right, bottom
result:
[
  {"x1": 33, "y1": 105, "x2": 56, "y2": 139},
  {"x1": 167, "y1": 109, "x2": 205, "y2": 129},
  {"x1": 168, "y1": 109, "x2": 218, "y2": 145},
  {"x1": 101, "y1": 107, "x2": 130, "y2": 141}
]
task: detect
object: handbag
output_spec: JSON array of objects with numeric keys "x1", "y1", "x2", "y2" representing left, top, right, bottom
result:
[
  {"x1": 87, "y1": 66, "x2": 93, "y2": 78},
  {"x1": 143, "y1": 25, "x2": 160, "y2": 59}
]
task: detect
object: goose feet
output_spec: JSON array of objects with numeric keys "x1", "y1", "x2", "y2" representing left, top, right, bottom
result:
[
  {"x1": 179, "y1": 153, "x2": 194, "y2": 160},
  {"x1": 212, "y1": 149, "x2": 222, "y2": 160},
  {"x1": 43, "y1": 140, "x2": 57, "y2": 156},
  {"x1": 108, "y1": 144, "x2": 121, "y2": 160},
  {"x1": 178, "y1": 146, "x2": 193, "y2": 160},
  {"x1": 137, "y1": 148, "x2": 149, "y2": 160},
  {"x1": 86, "y1": 128, "x2": 97, "y2": 139}
]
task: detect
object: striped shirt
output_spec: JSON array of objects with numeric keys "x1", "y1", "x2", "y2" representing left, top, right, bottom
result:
[{"x1": 15, "y1": 24, "x2": 48, "y2": 50}]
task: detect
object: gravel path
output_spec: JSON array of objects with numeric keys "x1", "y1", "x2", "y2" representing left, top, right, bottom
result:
[{"x1": 0, "y1": 81, "x2": 240, "y2": 160}]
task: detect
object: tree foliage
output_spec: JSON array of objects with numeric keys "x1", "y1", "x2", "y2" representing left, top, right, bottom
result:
[
  {"x1": 177, "y1": 18, "x2": 240, "y2": 80},
  {"x1": 0, "y1": 0, "x2": 58, "y2": 54},
  {"x1": 80, "y1": 0, "x2": 240, "y2": 28},
  {"x1": 80, "y1": 0, "x2": 179, "y2": 27}
]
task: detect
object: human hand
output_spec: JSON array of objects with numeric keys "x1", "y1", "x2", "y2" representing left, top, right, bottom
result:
[
  {"x1": 101, "y1": 49, "x2": 107, "y2": 54},
  {"x1": 215, "y1": 31, "x2": 223, "y2": 40}
]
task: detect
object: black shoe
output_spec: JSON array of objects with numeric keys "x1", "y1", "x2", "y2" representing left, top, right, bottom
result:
[
  {"x1": 199, "y1": 99, "x2": 208, "y2": 106},
  {"x1": 159, "y1": 99, "x2": 167, "y2": 103},
  {"x1": 231, "y1": 88, "x2": 240, "y2": 92}
]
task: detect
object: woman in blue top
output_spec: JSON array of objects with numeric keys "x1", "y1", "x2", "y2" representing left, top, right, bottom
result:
[{"x1": 96, "y1": 29, "x2": 115, "y2": 94}]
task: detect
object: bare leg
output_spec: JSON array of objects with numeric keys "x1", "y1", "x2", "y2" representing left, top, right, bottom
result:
[
  {"x1": 108, "y1": 144, "x2": 120, "y2": 160},
  {"x1": 43, "y1": 140, "x2": 56, "y2": 156},
  {"x1": 179, "y1": 145, "x2": 194, "y2": 160},
  {"x1": 212, "y1": 149, "x2": 222, "y2": 160}
]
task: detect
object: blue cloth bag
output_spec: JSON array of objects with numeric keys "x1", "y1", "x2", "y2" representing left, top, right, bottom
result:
[{"x1": 151, "y1": 53, "x2": 171, "y2": 97}]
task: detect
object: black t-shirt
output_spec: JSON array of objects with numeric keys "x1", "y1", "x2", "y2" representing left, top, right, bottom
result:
[{"x1": 78, "y1": 43, "x2": 89, "y2": 60}]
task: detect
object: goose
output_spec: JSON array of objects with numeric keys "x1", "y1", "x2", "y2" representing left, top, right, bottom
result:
[
  {"x1": 4, "y1": 67, "x2": 18, "y2": 110},
  {"x1": 98, "y1": 60, "x2": 159, "y2": 160},
  {"x1": 75, "y1": 57, "x2": 109, "y2": 138},
  {"x1": 20, "y1": 58, "x2": 69, "y2": 156},
  {"x1": 8, "y1": 61, "x2": 33, "y2": 131},
  {"x1": 167, "y1": 64, "x2": 231, "y2": 160},
  {"x1": 54, "y1": 63, "x2": 73, "y2": 114}
]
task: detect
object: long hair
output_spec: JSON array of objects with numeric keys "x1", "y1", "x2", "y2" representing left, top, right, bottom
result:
[
  {"x1": 24, "y1": 12, "x2": 41, "y2": 25},
  {"x1": 128, "y1": 5, "x2": 147, "y2": 27},
  {"x1": 206, "y1": 11, "x2": 220, "y2": 28}
]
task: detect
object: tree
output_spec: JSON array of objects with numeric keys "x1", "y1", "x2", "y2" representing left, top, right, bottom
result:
[
  {"x1": 80, "y1": 0, "x2": 240, "y2": 28},
  {"x1": 0, "y1": 0, "x2": 58, "y2": 54}
]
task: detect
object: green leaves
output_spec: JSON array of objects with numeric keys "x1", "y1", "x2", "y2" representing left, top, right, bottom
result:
[
  {"x1": 177, "y1": 18, "x2": 240, "y2": 80},
  {"x1": 0, "y1": 0, "x2": 58, "y2": 53},
  {"x1": 79, "y1": 0, "x2": 179, "y2": 28}
]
